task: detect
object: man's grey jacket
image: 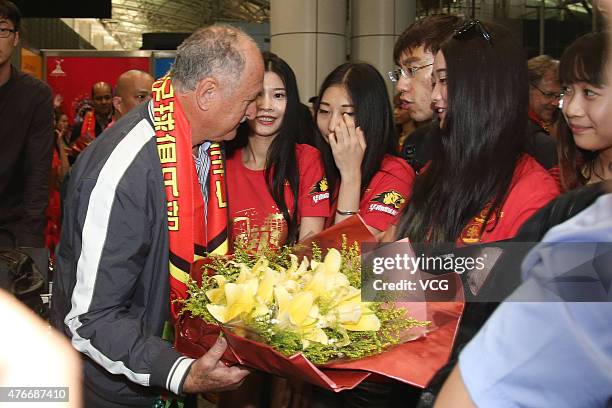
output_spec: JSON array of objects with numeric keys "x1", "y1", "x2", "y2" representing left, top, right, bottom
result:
[{"x1": 51, "y1": 102, "x2": 195, "y2": 406}]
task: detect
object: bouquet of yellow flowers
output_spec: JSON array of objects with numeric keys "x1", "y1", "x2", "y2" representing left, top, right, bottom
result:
[
  {"x1": 175, "y1": 216, "x2": 464, "y2": 391},
  {"x1": 182, "y1": 240, "x2": 427, "y2": 365}
]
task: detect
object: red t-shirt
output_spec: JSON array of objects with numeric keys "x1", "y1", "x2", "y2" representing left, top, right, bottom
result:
[
  {"x1": 459, "y1": 154, "x2": 560, "y2": 245},
  {"x1": 328, "y1": 155, "x2": 415, "y2": 232},
  {"x1": 226, "y1": 144, "x2": 330, "y2": 251}
]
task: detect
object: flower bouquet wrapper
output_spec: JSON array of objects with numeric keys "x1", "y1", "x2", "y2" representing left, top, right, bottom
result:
[
  {"x1": 175, "y1": 292, "x2": 462, "y2": 391},
  {"x1": 320, "y1": 294, "x2": 464, "y2": 388},
  {"x1": 293, "y1": 214, "x2": 378, "y2": 259},
  {"x1": 174, "y1": 219, "x2": 465, "y2": 391},
  {"x1": 176, "y1": 311, "x2": 372, "y2": 390}
]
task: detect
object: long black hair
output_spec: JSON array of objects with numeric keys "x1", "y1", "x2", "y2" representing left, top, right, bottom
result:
[
  {"x1": 397, "y1": 21, "x2": 529, "y2": 243},
  {"x1": 557, "y1": 32, "x2": 608, "y2": 191},
  {"x1": 313, "y1": 62, "x2": 397, "y2": 202},
  {"x1": 226, "y1": 51, "x2": 310, "y2": 245}
]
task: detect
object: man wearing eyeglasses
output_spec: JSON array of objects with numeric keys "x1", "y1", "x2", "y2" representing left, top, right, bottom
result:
[
  {"x1": 390, "y1": 15, "x2": 463, "y2": 173},
  {"x1": 0, "y1": 0, "x2": 53, "y2": 248},
  {"x1": 526, "y1": 55, "x2": 562, "y2": 185},
  {"x1": 528, "y1": 55, "x2": 562, "y2": 134}
]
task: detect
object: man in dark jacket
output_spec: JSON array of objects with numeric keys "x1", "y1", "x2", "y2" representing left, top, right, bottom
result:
[
  {"x1": 391, "y1": 15, "x2": 463, "y2": 173},
  {"x1": 52, "y1": 25, "x2": 263, "y2": 407},
  {"x1": 0, "y1": 0, "x2": 53, "y2": 247}
]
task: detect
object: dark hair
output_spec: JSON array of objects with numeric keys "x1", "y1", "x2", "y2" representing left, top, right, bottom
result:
[
  {"x1": 53, "y1": 110, "x2": 66, "y2": 125},
  {"x1": 296, "y1": 102, "x2": 317, "y2": 145},
  {"x1": 314, "y1": 62, "x2": 397, "y2": 202},
  {"x1": 226, "y1": 51, "x2": 308, "y2": 245},
  {"x1": 0, "y1": 0, "x2": 20, "y2": 31},
  {"x1": 394, "y1": 14, "x2": 464, "y2": 64},
  {"x1": 397, "y1": 21, "x2": 529, "y2": 243},
  {"x1": 557, "y1": 32, "x2": 608, "y2": 191}
]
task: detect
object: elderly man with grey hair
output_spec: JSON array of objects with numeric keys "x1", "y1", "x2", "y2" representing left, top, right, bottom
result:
[
  {"x1": 525, "y1": 55, "x2": 562, "y2": 184},
  {"x1": 51, "y1": 24, "x2": 263, "y2": 408},
  {"x1": 528, "y1": 54, "x2": 561, "y2": 131}
]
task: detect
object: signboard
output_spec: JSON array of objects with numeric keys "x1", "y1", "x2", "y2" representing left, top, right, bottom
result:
[{"x1": 45, "y1": 54, "x2": 150, "y2": 122}]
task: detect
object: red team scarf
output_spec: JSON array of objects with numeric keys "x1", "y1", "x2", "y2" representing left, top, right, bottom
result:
[
  {"x1": 72, "y1": 110, "x2": 96, "y2": 156},
  {"x1": 151, "y1": 76, "x2": 228, "y2": 320},
  {"x1": 206, "y1": 142, "x2": 229, "y2": 255}
]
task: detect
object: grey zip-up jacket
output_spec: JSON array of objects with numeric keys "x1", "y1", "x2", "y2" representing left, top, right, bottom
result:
[{"x1": 51, "y1": 102, "x2": 194, "y2": 406}]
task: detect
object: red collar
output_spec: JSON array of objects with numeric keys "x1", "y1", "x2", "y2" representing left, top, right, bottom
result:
[{"x1": 528, "y1": 109, "x2": 550, "y2": 134}]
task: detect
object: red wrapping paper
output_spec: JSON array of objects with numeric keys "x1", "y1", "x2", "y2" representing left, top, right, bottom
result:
[{"x1": 175, "y1": 216, "x2": 465, "y2": 391}]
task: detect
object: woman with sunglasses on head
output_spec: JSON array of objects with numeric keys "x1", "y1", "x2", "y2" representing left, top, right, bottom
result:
[
  {"x1": 391, "y1": 21, "x2": 560, "y2": 408},
  {"x1": 314, "y1": 62, "x2": 415, "y2": 238},
  {"x1": 434, "y1": 30, "x2": 612, "y2": 408},
  {"x1": 395, "y1": 20, "x2": 559, "y2": 246},
  {"x1": 225, "y1": 52, "x2": 329, "y2": 253},
  {"x1": 557, "y1": 32, "x2": 612, "y2": 191}
]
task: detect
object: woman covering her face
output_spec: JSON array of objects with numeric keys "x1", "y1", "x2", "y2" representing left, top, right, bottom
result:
[
  {"x1": 557, "y1": 32, "x2": 612, "y2": 191},
  {"x1": 396, "y1": 20, "x2": 559, "y2": 245},
  {"x1": 314, "y1": 62, "x2": 415, "y2": 237},
  {"x1": 225, "y1": 52, "x2": 329, "y2": 251}
]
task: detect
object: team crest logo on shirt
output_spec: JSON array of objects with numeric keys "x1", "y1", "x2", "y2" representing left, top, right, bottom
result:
[
  {"x1": 310, "y1": 178, "x2": 328, "y2": 193},
  {"x1": 367, "y1": 190, "x2": 406, "y2": 216},
  {"x1": 460, "y1": 205, "x2": 503, "y2": 244},
  {"x1": 310, "y1": 177, "x2": 329, "y2": 204}
]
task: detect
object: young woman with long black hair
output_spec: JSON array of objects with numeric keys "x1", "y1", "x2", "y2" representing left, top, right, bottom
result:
[
  {"x1": 225, "y1": 52, "x2": 329, "y2": 252},
  {"x1": 396, "y1": 21, "x2": 559, "y2": 245},
  {"x1": 314, "y1": 62, "x2": 415, "y2": 237}
]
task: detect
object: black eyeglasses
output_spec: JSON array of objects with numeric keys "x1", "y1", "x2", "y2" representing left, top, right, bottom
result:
[
  {"x1": 531, "y1": 83, "x2": 562, "y2": 100},
  {"x1": 453, "y1": 19, "x2": 492, "y2": 44},
  {"x1": 0, "y1": 27, "x2": 17, "y2": 38}
]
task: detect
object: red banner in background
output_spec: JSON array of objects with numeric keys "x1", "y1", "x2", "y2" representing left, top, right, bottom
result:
[{"x1": 45, "y1": 56, "x2": 150, "y2": 123}]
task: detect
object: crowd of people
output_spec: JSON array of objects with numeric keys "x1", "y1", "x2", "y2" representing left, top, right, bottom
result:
[{"x1": 1, "y1": 0, "x2": 611, "y2": 406}]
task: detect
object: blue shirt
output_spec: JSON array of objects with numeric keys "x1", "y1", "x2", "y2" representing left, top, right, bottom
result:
[{"x1": 459, "y1": 193, "x2": 612, "y2": 407}]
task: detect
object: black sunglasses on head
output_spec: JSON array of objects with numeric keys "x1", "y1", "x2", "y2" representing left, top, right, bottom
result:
[{"x1": 453, "y1": 19, "x2": 493, "y2": 44}]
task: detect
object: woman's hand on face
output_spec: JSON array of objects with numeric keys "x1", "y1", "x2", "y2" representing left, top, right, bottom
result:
[{"x1": 329, "y1": 113, "x2": 367, "y2": 177}]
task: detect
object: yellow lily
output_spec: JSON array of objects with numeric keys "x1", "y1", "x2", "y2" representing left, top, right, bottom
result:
[
  {"x1": 205, "y1": 275, "x2": 227, "y2": 304},
  {"x1": 256, "y1": 268, "x2": 277, "y2": 304},
  {"x1": 206, "y1": 279, "x2": 259, "y2": 323},
  {"x1": 341, "y1": 305, "x2": 381, "y2": 331}
]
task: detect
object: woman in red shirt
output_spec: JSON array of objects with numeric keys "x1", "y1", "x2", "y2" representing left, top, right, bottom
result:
[
  {"x1": 314, "y1": 63, "x2": 415, "y2": 237},
  {"x1": 396, "y1": 21, "x2": 559, "y2": 246},
  {"x1": 225, "y1": 52, "x2": 329, "y2": 252}
]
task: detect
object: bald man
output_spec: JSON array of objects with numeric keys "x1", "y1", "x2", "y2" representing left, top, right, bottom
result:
[{"x1": 112, "y1": 69, "x2": 155, "y2": 120}]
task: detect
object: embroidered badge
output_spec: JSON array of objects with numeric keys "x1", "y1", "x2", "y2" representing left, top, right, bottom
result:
[
  {"x1": 310, "y1": 177, "x2": 330, "y2": 204},
  {"x1": 367, "y1": 190, "x2": 406, "y2": 216}
]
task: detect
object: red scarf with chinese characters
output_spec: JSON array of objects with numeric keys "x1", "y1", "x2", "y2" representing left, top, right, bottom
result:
[{"x1": 152, "y1": 76, "x2": 228, "y2": 320}]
